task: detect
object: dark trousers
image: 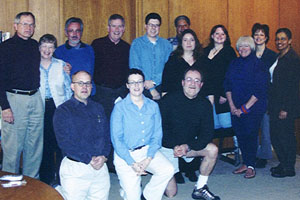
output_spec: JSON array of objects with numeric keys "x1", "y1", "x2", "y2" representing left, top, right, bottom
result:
[
  {"x1": 92, "y1": 85, "x2": 128, "y2": 171},
  {"x1": 270, "y1": 115, "x2": 296, "y2": 171},
  {"x1": 232, "y1": 113, "x2": 263, "y2": 167},
  {"x1": 179, "y1": 157, "x2": 201, "y2": 173},
  {"x1": 39, "y1": 98, "x2": 62, "y2": 184}
]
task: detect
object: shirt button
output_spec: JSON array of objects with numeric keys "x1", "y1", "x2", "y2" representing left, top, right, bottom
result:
[
  {"x1": 141, "y1": 121, "x2": 144, "y2": 125},
  {"x1": 139, "y1": 113, "x2": 142, "y2": 116},
  {"x1": 142, "y1": 130, "x2": 145, "y2": 133},
  {"x1": 142, "y1": 139, "x2": 145, "y2": 142}
]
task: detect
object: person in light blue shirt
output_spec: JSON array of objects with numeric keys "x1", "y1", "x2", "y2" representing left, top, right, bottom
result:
[
  {"x1": 38, "y1": 34, "x2": 72, "y2": 186},
  {"x1": 110, "y1": 68, "x2": 174, "y2": 200},
  {"x1": 129, "y1": 13, "x2": 172, "y2": 101}
]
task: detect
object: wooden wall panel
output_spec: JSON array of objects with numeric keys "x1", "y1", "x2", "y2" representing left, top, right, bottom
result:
[
  {"x1": 279, "y1": 0, "x2": 300, "y2": 55},
  {"x1": 29, "y1": 0, "x2": 61, "y2": 43},
  {"x1": 228, "y1": 0, "x2": 279, "y2": 51},
  {"x1": 169, "y1": 0, "x2": 228, "y2": 47},
  {"x1": 228, "y1": 0, "x2": 255, "y2": 49},
  {"x1": 61, "y1": 0, "x2": 135, "y2": 45},
  {"x1": 168, "y1": 0, "x2": 228, "y2": 47},
  {"x1": 0, "y1": 0, "x2": 28, "y2": 36},
  {"x1": 252, "y1": 0, "x2": 279, "y2": 51},
  {"x1": 135, "y1": 0, "x2": 169, "y2": 38}
]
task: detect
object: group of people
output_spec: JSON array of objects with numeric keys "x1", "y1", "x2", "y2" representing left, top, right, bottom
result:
[{"x1": 0, "y1": 10, "x2": 299, "y2": 200}]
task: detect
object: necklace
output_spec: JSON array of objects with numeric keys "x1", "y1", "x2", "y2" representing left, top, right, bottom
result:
[
  {"x1": 212, "y1": 47, "x2": 222, "y2": 55},
  {"x1": 208, "y1": 46, "x2": 223, "y2": 59}
]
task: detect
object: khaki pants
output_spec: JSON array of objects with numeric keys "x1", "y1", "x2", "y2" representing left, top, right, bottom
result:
[
  {"x1": 1, "y1": 91, "x2": 44, "y2": 178},
  {"x1": 59, "y1": 157, "x2": 110, "y2": 200},
  {"x1": 114, "y1": 146, "x2": 174, "y2": 200}
]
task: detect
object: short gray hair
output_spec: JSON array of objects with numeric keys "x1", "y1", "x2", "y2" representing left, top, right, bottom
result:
[
  {"x1": 14, "y1": 12, "x2": 35, "y2": 24},
  {"x1": 108, "y1": 14, "x2": 125, "y2": 26},
  {"x1": 65, "y1": 17, "x2": 83, "y2": 31},
  {"x1": 236, "y1": 36, "x2": 256, "y2": 52}
]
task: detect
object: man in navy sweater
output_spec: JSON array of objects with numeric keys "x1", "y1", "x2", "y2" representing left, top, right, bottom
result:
[
  {"x1": 54, "y1": 17, "x2": 96, "y2": 95},
  {"x1": 53, "y1": 71, "x2": 110, "y2": 200}
]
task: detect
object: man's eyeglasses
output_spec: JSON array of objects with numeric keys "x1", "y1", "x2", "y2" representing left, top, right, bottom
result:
[
  {"x1": 127, "y1": 80, "x2": 144, "y2": 86},
  {"x1": 184, "y1": 77, "x2": 202, "y2": 85},
  {"x1": 72, "y1": 81, "x2": 92, "y2": 87},
  {"x1": 147, "y1": 23, "x2": 160, "y2": 28},
  {"x1": 67, "y1": 29, "x2": 82, "y2": 34},
  {"x1": 18, "y1": 22, "x2": 35, "y2": 28}
]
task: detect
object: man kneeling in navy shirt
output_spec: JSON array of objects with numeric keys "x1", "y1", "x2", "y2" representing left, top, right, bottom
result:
[{"x1": 53, "y1": 70, "x2": 111, "y2": 200}]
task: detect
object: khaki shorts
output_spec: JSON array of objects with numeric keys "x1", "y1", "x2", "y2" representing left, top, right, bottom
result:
[{"x1": 159, "y1": 147, "x2": 194, "y2": 173}]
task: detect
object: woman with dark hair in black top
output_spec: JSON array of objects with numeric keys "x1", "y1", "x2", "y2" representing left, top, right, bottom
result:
[
  {"x1": 204, "y1": 25, "x2": 237, "y2": 129},
  {"x1": 162, "y1": 29, "x2": 206, "y2": 96}
]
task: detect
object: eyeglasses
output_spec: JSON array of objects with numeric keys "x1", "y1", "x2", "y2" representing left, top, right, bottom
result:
[
  {"x1": 184, "y1": 77, "x2": 202, "y2": 85},
  {"x1": 67, "y1": 29, "x2": 82, "y2": 34},
  {"x1": 72, "y1": 81, "x2": 92, "y2": 87},
  {"x1": 147, "y1": 23, "x2": 160, "y2": 28},
  {"x1": 127, "y1": 80, "x2": 144, "y2": 86},
  {"x1": 18, "y1": 22, "x2": 35, "y2": 28},
  {"x1": 40, "y1": 45, "x2": 55, "y2": 50}
]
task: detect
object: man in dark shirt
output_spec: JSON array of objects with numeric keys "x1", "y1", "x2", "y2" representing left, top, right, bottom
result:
[
  {"x1": 0, "y1": 12, "x2": 44, "y2": 178},
  {"x1": 159, "y1": 68, "x2": 220, "y2": 200},
  {"x1": 91, "y1": 14, "x2": 130, "y2": 173},
  {"x1": 91, "y1": 14, "x2": 130, "y2": 120},
  {"x1": 53, "y1": 71, "x2": 111, "y2": 200}
]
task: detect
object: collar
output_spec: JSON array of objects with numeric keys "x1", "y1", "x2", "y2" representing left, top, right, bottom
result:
[
  {"x1": 180, "y1": 90, "x2": 201, "y2": 101},
  {"x1": 13, "y1": 33, "x2": 32, "y2": 43},
  {"x1": 142, "y1": 34, "x2": 159, "y2": 44},
  {"x1": 124, "y1": 93, "x2": 148, "y2": 106},
  {"x1": 241, "y1": 52, "x2": 256, "y2": 60},
  {"x1": 65, "y1": 40, "x2": 87, "y2": 49},
  {"x1": 70, "y1": 96, "x2": 91, "y2": 106},
  {"x1": 40, "y1": 57, "x2": 58, "y2": 70},
  {"x1": 105, "y1": 35, "x2": 122, "y2": 45}
]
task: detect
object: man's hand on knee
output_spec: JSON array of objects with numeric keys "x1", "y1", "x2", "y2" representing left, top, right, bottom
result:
[{"x1": 174, "y1": 144, "x2": 189, "y2": 157}]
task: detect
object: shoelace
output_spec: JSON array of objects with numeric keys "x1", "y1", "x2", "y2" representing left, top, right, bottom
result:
[{"x1": 197, "y1": 187, "x2": 215, "y2": 199}]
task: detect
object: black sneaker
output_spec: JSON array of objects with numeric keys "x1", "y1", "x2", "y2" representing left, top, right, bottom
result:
[
  {"x1": 192, "y1": 185, "x2": 220, "y2": 200},
  {"x1": 174, "y1": 172, "x2": 185, "y2": 184}
]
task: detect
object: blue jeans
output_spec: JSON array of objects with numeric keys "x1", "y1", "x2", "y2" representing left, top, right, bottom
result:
[
  {"x1": 256, "y1": 113, "x2": 273, "y2": 159},
  {"x1": 213, "y1": 104, "x2": 232, "y2": 129}
]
